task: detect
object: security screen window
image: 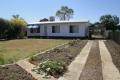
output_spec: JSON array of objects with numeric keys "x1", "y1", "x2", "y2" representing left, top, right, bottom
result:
[
  {"x1": 52, "y1": 25, "x2": 60, "y2": 33},
  {"x1": 69, "y1": 25, "x2": 79, "y2": 33}
]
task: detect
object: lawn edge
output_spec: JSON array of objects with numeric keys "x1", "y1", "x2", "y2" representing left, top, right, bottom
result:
[{"x1": 0, "y1": 41, "x2": 70, "y2": 67}]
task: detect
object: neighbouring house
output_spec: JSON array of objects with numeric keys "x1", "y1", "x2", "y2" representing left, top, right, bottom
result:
[{"x1": 27, "y1": 21, "x2": 90, "y2": 38}]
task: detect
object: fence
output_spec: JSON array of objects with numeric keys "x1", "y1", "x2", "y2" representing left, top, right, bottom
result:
[{"x1": 109, "y1": 31, "x2": 120, "y2": 44}]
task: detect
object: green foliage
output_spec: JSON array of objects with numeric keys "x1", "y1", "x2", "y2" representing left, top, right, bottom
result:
[
  {"x1": 56, "y1": 6, "x2": 74, "y2": 20},
  {"x1": 68, "y1": 40, "x2": 80, "y2": 46},
  {"x1": 0, "y1": 18, "x2": 10, "y2": 39},
  {"x1": 117, "y1": 25, "x2": 120, "y2": 30},
  {"x1": 10, "y1": 15, "x2": 27, "y2": 39},
  {"x1": 53, "y1": 48, "x2": 62, "y2": 53},
  {"x1": 90, "y1": 22, "x2": 102, "y2": 35},
  {"x1": 29, "y1": 56, "x2": 36, "y2": 62},
  {"x1": 100, "y1": 14, "x2": 119, "y2": 31},
  {"x1": 0, "y1": 15, "x2": 27, "y2": 39},
  {"x1": 33, "y1": 60, "x2": 67, "y2": 78}
]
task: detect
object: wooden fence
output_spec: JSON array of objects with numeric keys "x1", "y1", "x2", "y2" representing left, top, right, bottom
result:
[{"x1": 109, "y1": 31, "x2": 120, "y2": 44}]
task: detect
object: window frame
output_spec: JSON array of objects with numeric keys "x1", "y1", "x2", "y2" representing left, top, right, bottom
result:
[
  {"x1": 30, "y1": 25, "x2": 40, "y2": 33},
  {"x1": 37, "y1": 26, "x2": 40, "y2": 33},
  {"x1": 52, "y1": 25, "x2": 60, "y2": 33},
  {"x1": 30, "y1": 28, "x2": 34, "y2": 33},
  {"x1": 69, "y1": 25, "x2": 79, "y2": 33}
]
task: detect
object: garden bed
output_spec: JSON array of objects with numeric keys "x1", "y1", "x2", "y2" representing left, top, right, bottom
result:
[
  {"x1": 79, "y1": 40, "x2": 103, "y2": 80},
  {"x1": 0, "y1": 64, "x2": 36, "y2": 80},
  {"x1": 29, "y1": 40, "x2": 87, "y2": 78},
  {"x1": 104, "y1": 40, "x2": 120, "y2": 72}
]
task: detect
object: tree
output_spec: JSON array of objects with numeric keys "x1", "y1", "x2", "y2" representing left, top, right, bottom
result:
[
  {"x1": 100, "y1": 14, "x2": 119, "y2": 31},
  {"x1": 56, "y1": 6, "x2": 74, "y2": 21},
  {"x1": 40, "y1": 18, "x2": 49, "y2": 22},
  {"x1": 10, "y1": 15, "x2": 27, "y2": 38},
  {"x1": 117, "y1": 25, "x2": 120, "y2": 30},
  {"x1": 0, "y1": 18, "x2": 10, "y2": 39}
]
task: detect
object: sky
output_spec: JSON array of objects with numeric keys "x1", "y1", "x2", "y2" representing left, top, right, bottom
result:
[{"x1": 0, "y1": 0, "x2": 120, "y2": 23}]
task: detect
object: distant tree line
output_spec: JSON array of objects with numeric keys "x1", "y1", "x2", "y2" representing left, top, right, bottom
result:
[
  {"x1": 90, "y1": 14, "x2": 120, "y2": 35},
  {"x1": 100, "y1": 14, "x2": 119, "y2": 31},
  {"x1": 0, "y1": 15, "x2": 27, "y2": 40}
]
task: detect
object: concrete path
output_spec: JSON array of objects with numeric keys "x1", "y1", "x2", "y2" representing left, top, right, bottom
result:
[
  {"x1": 17, "y1": 60, "x2": 56, "y2": 80},
  {"x1": 58, "y1": 41, "x2": 93, "y2": 80},
  {"x1": 99, "y1": 40, "x2": 120, "y2": 80}
]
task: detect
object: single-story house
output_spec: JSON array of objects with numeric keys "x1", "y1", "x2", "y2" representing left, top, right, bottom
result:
[{"x1": 27, "y1": 21, "x2": 90, "y2": 38}]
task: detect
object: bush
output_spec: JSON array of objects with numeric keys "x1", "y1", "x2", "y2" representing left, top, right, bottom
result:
[
  {"x1": 53, "y1": 48, "x2": 62, "y2": 53},
  {"x1": 0, "y1": 15, "x2": 27, "y2": 40},
  {"x1": 68, "y1": 39, "x2": 80, "y2": 46},
  {"x1": 32, "y1": 60, "x2": 67, "y2": 78}
]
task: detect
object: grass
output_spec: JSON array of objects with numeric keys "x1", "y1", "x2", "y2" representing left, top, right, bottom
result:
[{"x1": 0, "y1": 39, "x2": 69, "y2": 65}]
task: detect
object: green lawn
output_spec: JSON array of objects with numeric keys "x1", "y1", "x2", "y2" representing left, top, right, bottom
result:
[{"x1": 0, "y1": 39, "x2": 69, "y2": 65}]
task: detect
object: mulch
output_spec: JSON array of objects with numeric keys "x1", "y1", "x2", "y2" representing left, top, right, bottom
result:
[
  {"x1": 0, "y1": 64, "x2": 36, "y2": 80},
  {"x1": 79, "y1": 40, "x2": 103, "y2": 80}
]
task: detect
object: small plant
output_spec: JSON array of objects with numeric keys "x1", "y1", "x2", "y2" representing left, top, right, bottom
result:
[
  {"x1": 53, "y1": 48, "x2": 62, "y2": 53},
  {"x1": 29, "y1": 56, "x2": 35, "y2": 61},
  {"x1": 68, "y1": 40, "x2": 79, "y2": 46},
  {"x1": 32, "y1": 60, "x2": 67, "y2": 78}
]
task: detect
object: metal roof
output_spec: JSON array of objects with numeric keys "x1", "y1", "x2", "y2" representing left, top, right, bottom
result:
[{"x1": 28, "y1": 20, "x2": 89, "y2": 26}]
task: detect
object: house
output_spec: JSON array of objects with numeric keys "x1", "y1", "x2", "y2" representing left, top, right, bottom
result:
[{"x1": 27, "y1": 21, "x2": 90, "y2": 38}]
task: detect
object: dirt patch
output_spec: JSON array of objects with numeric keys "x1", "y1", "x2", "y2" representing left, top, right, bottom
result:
[
  {"x1": 29, "y1": 40, "x2": 87, "y2": 66},
  {"x1": 104, "y1": 40, "x2": 120, "y2": 72},
  {"x1": 79, "y1": 40, "x2": 103, "y2": 80},
  {"x1": 0, "y1": 64, "x2": 36, "y2": 80}
]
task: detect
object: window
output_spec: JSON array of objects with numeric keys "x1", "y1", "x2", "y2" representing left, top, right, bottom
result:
[
  {"x1": 52, "y1": 26, "x2": 60, "y2": 33},
  {"x1": 37, "y1": 26, "x2": 40, "y2": 33},
  {"x1": 30, "y1": 26, "x2": 40, "y2": 33},
  {"x1": 30, "y1": 28, "x2": 34, "y2": 33},
  {"x1": 69, "y1": 26, "x2": 73, "y2": 33},
  {"x1": 69, "y1": 25, "x2": 79, "y2": 33}
]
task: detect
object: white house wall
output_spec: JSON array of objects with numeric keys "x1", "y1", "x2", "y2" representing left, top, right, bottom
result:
[
  {"x1": 46, "y1": 23, "x2": 88, "y2": 37},
  {"x1": 27, "y1": 22, "x2": 90, "y2": 37}
]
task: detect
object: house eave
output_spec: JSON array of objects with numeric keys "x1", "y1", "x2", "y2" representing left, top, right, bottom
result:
[{"x1": 28, "y1": 20, "x2": 90, "y2": 26}]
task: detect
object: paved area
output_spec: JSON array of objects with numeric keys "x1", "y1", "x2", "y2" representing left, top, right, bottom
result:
[
  {"x1": 99, "y1": 40, "x2": 120, "y2": 80},
  {"x1": 58, "y1": 41, "x2": 93, "y2": 80}
]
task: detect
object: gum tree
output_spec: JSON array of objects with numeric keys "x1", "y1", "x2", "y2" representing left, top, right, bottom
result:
[{"x1": 56, "y1": 6, "x2": 74, "y2": 21}]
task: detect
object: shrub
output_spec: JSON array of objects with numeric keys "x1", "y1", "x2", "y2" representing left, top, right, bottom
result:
[
  {"x1": 29, "y1": 56, "x2": 35, "y2": 61},
  {"x1": 53, "y1": 48, "x2": 62, "y2": 53},
  {"x1": 32, "y1": 60, "x2": 67, "y2": 78},
  {"x1": 68, "y1": 39, "x2": 80, "y2": 46}
]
